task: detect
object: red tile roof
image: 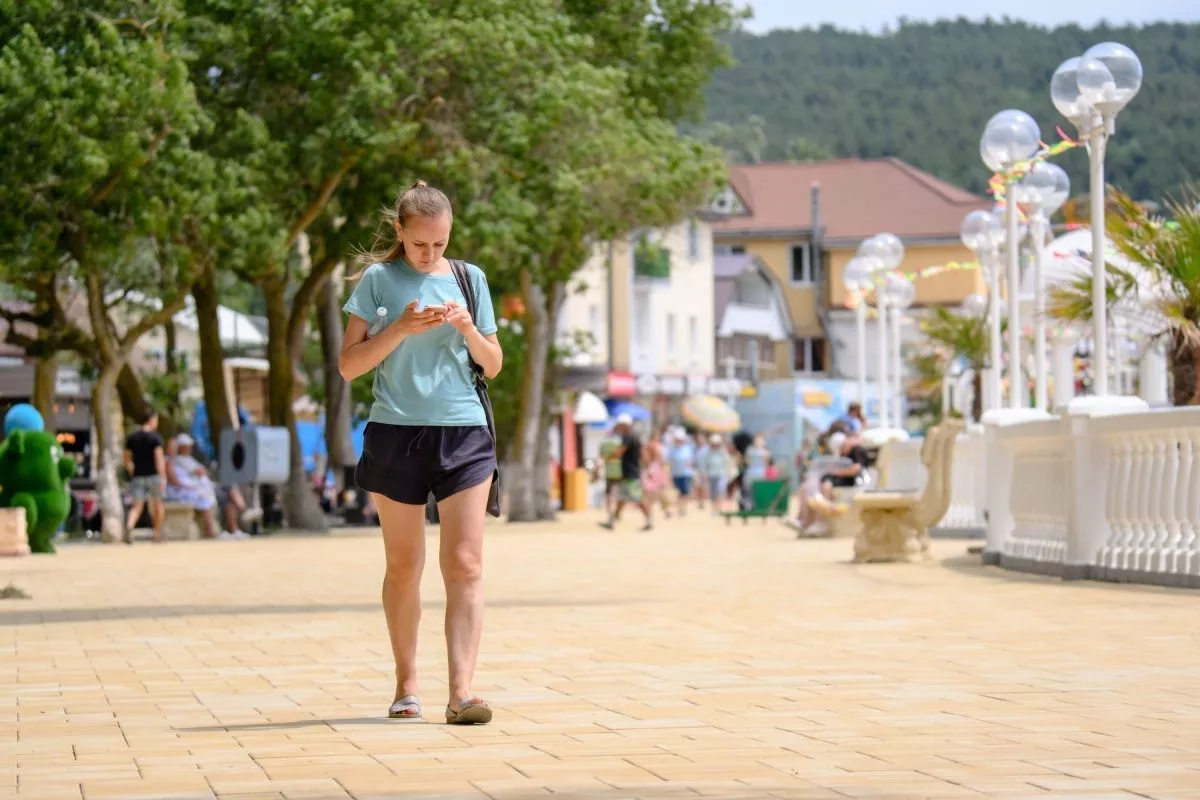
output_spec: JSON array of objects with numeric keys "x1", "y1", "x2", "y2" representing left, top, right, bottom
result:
[{"x1": 712, "y1": 157, "x2": 990, "y2": 243}]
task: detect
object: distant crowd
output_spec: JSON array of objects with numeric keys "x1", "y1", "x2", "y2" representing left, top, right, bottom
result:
[{"x1": 594, "y1": 401, "x2": 879, "y2": 536}]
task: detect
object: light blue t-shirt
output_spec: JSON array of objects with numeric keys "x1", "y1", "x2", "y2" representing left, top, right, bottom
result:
[
  {"x1": 343, "y1": 259, "x2": 498, "y2": 427},
  {"x1": 667, "y1": 442, "x2": 695, "y2": 478}
]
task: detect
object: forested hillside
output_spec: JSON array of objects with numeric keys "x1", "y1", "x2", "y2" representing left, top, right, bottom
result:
[{"x1": 697, "y1": 19, "x2": 1200, "y2": 203}]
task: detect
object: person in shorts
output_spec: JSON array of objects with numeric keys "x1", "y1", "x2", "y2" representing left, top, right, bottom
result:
[
  {"x1": 340, "y1": 180, "x2": 502, "y2": 726},
  {"x1": 123, "y1": 410, "x2": 166, "y2": 544},
  {"x1": 597, "y1": 429, "x2": 624, "y2": 517},
  {"x1": 599, "y1": 414, "x2": 652, "y2": 531},
  {"x1": 666, "y1": 429, "x2": 695, "y2": 515}
]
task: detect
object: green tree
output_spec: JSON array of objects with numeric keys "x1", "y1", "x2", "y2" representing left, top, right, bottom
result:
[
  {"x1": 0, "y1": 1, "x2": 214, "y2": 541},
  {"x1": 702, "y1": 20, "x2": 1200, "y2": 201},
  {"x1": 429, "y1": 0, "x2": 737, "y2": 520},
  {"x1": 180, "y1": 0, "x2": 439, "y2": 530},
  {"x1": 786, "y1": 135, "x2": 834, "y2": 163},
  {"x1": 1047, "y1": 187, "x2": 1200, "y2": 405}
]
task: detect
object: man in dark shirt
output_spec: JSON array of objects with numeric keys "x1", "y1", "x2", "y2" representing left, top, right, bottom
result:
[
  {"x1": 827, "y1": 432, "x2": 871, "y2": 488},
  {"x1": 124, "y1": 410, "x2": 166, "y2": 543},
  {"x1": 599, "y1": 414, "x2": 653, "y2": 532}
]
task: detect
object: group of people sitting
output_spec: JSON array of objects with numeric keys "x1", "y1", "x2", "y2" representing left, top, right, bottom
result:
[
  {"x1": 123, "y1": 410, "x2": 262, "y2": 543},
  {"x1": 786, "y1": 402, "x2": 875, "y2": 535}
]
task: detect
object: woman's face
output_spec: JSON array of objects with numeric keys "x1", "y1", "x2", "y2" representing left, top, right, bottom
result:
[{"x1": 397, "y1": 212, "x2": 451, "y2": 271}]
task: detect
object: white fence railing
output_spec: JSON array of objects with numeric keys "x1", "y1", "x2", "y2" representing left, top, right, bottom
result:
[
  {"x1": 997, "y1": 418, "x2": 1070, "y2": 564},
  {"x1": 980, "y1": 405, "x2": 1200, "y2": 587}
]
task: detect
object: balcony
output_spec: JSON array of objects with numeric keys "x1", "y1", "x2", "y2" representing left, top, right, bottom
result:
[{"x1": 634, "y1": 244, "x2": 671, "y2": 281}]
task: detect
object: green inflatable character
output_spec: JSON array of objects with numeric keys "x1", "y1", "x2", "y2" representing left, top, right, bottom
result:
[{"x1": 0, "y1": 429, "x2": 76, "y2": 553}]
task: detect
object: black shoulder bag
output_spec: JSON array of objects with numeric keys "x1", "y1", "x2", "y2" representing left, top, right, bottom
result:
[{"x1": 449, "y1": 259, "x2": 502, "y2": 518}]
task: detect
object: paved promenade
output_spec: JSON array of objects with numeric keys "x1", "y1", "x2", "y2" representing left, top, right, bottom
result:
[{"x1": 1, "y1": 510, "x2": 1198, "y2": 799}]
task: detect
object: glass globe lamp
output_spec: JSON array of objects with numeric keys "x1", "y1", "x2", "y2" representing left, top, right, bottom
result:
[
  {"x1": 1051, "y1": 57, "x2": 1089, "y2": 126},
  {"x1": 963, "y1": 292, "x2": 988, "y2": 318},
  {"x1": 857, "y1": 235, "x2": 901, "y2": 271},
  {"x1": 960, "y1": 210, "x2": 993, "y2": 252},
  {"x1": 882, "y1": 271, "x2": 915, "y2": 311},
  {"x1": 842, "y1": 257, "x2": 872, "y2": 293},
  {"x1": 980, "y1": 109, "x2": 1041, "y2": 172},
  {"x1": 872, "y1": 232, "x2": 904, "y2": 269},
  {"x1": 1079, "y1": 42, "x2": 1142, "y2": 115},
  {"x1": 1018, "y1": 161, "x2": 1072, "y2": 217}
]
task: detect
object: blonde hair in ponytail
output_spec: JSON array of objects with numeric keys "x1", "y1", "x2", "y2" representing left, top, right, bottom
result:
[{"x1": 348, "y1": 180, "x2": 453, "y2": 279}]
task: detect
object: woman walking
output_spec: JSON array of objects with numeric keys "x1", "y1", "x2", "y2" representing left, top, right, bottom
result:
[{"x1": 339, "y1": 181, "x2": 502, "y2": 725}]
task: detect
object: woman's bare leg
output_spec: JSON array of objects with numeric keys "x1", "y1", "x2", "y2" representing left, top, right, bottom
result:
[
  {"x1": 436, "y1": 479, "x2": 490, "y2": 704},
  {"x1": 373, "y1": 493, "x2": 427, "y2": 701}
]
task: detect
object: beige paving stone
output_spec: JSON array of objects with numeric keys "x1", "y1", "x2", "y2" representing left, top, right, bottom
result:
[{"x1": 3, "y1": 514, "x2": 1200, "y2": 799}]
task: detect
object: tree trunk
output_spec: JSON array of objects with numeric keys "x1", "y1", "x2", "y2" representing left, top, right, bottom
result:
[
  {"x1": 1169, "y1": 330, "x2": 1200, "y2": 406},
  {"x1": 192, "y1": 266, "x2": 233, "y2": 453},
  {"x1": 116, "y1": 364, "x2": 152, "y2": 424},
  {"x1": 317, "y1": 271, "x2": 354, "y2": 489},
  {"x1": 506, "y1": 270, "x2": 550, "y2": 522},
  {"x1": 264, "y1": 275, "x2": 328, "y2": 532},
  {"x1": 32, "y1": 354, "x2": 57, "y2": 433},
  {"x1": 533, "y1": 282, "x2": 565, "y2": 520},
  {"x1": 91, "y1": 365, "x2": 125, "y2": 543}
]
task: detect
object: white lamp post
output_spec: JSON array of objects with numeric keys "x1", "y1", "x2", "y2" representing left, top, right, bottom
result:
[
  {"x1": 843, "y1": 257, "x2": 874, "y2": 410},
  {"x1": 1051, "y1": 43, "x2": 1143, "y2": 397},
  {"x1": 1014, "y1": 161, "x2": 1071, "y2": 411},
  {"x1": 960, "y1": 209, "x2": 1007, "y2": 412},
  {"x1": 981, "y1": 109, "x2": 1042, "y2": 409},
  {"x1": 858, "y1": 234, "x2": 904, "y2": 429},
  {"x1": 883, "y1": 272, "x2": 915, "y2": 427}
]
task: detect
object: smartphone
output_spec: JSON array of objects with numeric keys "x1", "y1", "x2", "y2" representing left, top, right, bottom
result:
[{"x1": 422, "y1": 303, "x2": 449, "y2": 315}]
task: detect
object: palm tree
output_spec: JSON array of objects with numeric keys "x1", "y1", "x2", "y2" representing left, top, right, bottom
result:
[
  {"x1": 917, "y1": 305, "x2": 991, "y2": 422},
  {"x1": 1047, "y1": 187, "x2": 1200, "y2": 405}
]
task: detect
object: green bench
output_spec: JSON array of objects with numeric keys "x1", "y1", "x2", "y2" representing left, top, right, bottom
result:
[{"x1": 721, "y1": 478, "x2": 790, "y2": 525}]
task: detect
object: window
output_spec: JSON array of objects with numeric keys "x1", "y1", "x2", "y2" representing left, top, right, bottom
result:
[
  {"x1": 790, "y1": 243, "x2": 813, "y2": 283},
  {"x1": 688, "y1": 315, "x2": 698, "y2": 364},
  {"x1": 687, "y1": 219, "x2": 701, "y2": 261},
  {"x1": 666, "y1": 312, "x2": 677, "y2": 354},
  {"x1": 792, "y1": 337, "x2": 827, "y2": 374}
]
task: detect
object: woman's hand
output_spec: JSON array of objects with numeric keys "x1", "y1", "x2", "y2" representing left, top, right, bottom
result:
[
  {"x1": 442, "y1": 300, "x2": 474, "y2": 335},
  {"x1": 394, "y1": 299, "x2": 447, "y2": 336}
]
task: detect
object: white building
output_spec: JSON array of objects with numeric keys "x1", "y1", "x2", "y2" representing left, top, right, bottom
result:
[{"x1": 558, "y1": 217, "x2": 733, "y2": 423}]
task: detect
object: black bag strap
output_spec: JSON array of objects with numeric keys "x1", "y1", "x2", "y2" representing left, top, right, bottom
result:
[
  {"x1": 449, "y1": 260, "x2": 486, "y2": 389},
  {"x1": 449, "y1": 259, "x2": 502, "y2": 518}
]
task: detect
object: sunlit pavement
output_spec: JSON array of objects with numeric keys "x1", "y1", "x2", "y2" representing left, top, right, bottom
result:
[{"x1": 2, "y1": 508, "x2": 1199, "y2": 800}]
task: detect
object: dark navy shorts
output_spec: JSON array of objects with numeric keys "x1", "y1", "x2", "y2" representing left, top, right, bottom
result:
[{"x1": 355, "y1": 423, "x2": 496, "y2": 506}]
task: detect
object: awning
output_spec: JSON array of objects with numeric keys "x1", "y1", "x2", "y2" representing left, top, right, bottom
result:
[{"x1": 574, "y1": 391, "x2": 609, "y2": 423}]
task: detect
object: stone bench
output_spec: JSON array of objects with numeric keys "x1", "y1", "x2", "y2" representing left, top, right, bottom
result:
[
  {"x1": 162, "y1": 502, "x2": 200, "y2": 541},
  {"x1": 851, "y1": 418, "x2": 964, "y2": 563}
]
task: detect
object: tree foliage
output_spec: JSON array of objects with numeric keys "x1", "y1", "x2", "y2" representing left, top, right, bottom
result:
[
  {"x1": 1046, "y1": 186, "x2": 1200, "y2": 404},
  {"x1": 700, "y1": 19, "x2": 1200, "y2": 201}
]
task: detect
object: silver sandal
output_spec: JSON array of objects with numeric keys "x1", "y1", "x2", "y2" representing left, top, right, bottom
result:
[
  {"x1": 445, "y1": 696, "x2": 492, "y2": 725},
  {"x1": 388, "y1": 694, "x2": 424, "y2": 722}
]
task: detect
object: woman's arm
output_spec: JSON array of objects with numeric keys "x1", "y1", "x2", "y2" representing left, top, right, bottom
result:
[
  {"x1": 463, "y1": 327, "x2": 503, "y2": 380},
  {"x1": 339, "y1": 316, "x2": 403, "y2": 381}
]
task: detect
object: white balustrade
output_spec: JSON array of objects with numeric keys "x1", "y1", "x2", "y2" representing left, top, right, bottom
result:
[
  {"x1": 1089, "y1": 409, "x2": 1200, "y2": 579},
  {"x1": 941, "y1": 425, "x2": 986, "y2": 530},
  {"x1": 998, "y1": 419, "x2": 1069, "y2": 564},
  {"x1": 976, "y1": 405, "x2": 1200, "y2": 587}
]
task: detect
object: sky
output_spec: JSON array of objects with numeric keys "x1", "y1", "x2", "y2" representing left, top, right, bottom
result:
[{"x1": 743, "y1": 0, "x2": 1200, "y2": 33}]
